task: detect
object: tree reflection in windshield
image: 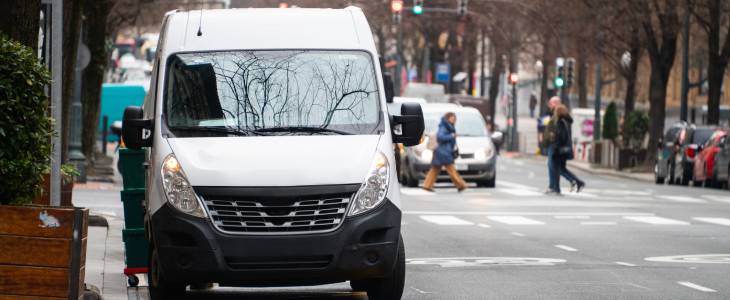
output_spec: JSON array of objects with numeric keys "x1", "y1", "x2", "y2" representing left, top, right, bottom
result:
[{"x1": 165, "y1": 50, "x2": 381, "y2": 135}]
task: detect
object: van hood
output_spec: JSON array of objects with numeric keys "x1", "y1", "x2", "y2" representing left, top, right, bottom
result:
[
  {"x1": 456, "y1": 136, "x2": 493, "y2": 154},
  {"x1": 166, "y1": 135, "x2": 381, "y2": 187}
]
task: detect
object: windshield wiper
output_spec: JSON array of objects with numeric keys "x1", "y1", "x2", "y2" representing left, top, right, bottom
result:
[
  {"x1": 168, "y1": 126, "x2": 268, "y2": 136},
  {"x1": 256, "y1": 126, "x2": 353, "y2": 135}
]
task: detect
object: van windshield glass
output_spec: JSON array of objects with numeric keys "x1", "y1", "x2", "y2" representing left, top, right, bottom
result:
[{"x1": 164, "y1": 50, "x2": 381, "y2": 135}]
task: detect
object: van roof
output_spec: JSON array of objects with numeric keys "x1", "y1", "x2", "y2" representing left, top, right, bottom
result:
[
  {"x1": 421, "y1": 103, "x2": 479, "y2": 114},
  {"x1": 162, "y1": 7, "x2": 375, "y2": 53}
]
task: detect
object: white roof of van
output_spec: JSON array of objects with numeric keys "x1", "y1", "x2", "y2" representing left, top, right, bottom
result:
[
  {"x1": 421, "y1": 103, "x2": 479, "y2": 114},
  {"x1": 162, "y1": 7, "x2": 375, "y2": 53}
]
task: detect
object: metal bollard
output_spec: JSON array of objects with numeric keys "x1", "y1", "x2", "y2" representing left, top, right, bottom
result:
[{"x1": 102, "y1": 115, "x2": 108, "y2": 155}]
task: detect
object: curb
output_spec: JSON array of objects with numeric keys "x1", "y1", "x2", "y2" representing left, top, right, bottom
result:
[{"x1": 567, "y1": 161, "x2": 654, "y2": 183}]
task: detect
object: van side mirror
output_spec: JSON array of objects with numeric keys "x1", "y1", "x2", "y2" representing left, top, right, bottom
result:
[
  {"x1": 491, "y1": 131, "x2": 504, "y2": 147},
  {"x1": 122, "y1": 106, "x2": 154, "y2": 149},
  {"x1": 383, "y1": 72, "x2": 394, "y2": 104},
  {"x1": 392, "y1": 102, "x2": 424, "y2": 146}
]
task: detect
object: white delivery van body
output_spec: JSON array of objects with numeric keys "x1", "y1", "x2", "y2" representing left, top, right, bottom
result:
[{"x1": 122, "y1": 7, "x2": 424, "y2": 299}]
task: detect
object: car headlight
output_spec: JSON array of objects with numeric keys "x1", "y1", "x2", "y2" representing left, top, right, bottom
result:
[
  {"x1": 349, "y1": 152, "x2": 390, "y2": 216},
  {"x1": 474, "y1": 146, "x2": 495, "y2": 161},
  {"x1": 419, "y1": 149, "x2": 433, "y2": 162},
  {"x1": 161, "y1": 154, "x2": 206, "y2": 218}
]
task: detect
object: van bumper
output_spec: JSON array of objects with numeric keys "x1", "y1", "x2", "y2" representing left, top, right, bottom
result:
[{"x1": 149, "y1": 200, "x2": 401, "y2": 287}]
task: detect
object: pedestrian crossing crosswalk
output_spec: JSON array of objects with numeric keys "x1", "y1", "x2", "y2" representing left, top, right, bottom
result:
[
  {"x1": 399, "y1": 187, "x2": 730, "y2": 205},
  {"x1": 407, "y1": 213, "x2": 730, "y2": 228}
]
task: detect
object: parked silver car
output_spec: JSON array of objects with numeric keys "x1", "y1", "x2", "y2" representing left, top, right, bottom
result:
[{"x1": 399, "y1": 103, "x2": 502, "y2": 188}]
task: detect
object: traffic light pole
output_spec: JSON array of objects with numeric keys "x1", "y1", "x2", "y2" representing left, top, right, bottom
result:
[
  {"x1": 511, "y1": 81, "x2": 518, "y2": 152},
  {"x1": 395, "y1": 24, "x2": 403, "y2": 96}
]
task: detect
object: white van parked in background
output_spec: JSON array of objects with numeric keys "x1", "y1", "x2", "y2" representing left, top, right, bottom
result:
[{"x1": 122, "y1": 7, "x2": 424, "y2": 299}]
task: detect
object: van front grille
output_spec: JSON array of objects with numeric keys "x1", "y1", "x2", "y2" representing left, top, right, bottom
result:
[{"x1": 201, "y1": 194, "x2": 352, "y2": 234}]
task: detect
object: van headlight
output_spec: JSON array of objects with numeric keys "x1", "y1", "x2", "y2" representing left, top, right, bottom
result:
[
  {"x1": 349, "y1": 152, "x2": 390, "y2": 216},
  {"x1": 161, "y1": 154, "x2": 206, "y2": 218}
]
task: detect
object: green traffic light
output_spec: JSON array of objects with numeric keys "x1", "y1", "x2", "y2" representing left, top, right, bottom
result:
[
  {"x1": 413, "y1": 5, "x2": 423, "y2": 15},
  {"x1": 555, "y1": 77, "x2": 565, "y2": 88}
]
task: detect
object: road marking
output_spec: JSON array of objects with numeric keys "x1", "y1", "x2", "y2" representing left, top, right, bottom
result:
[
  {"x1": 554, "y1": 215, "x2": 590, "y2": 219},
  {"x1": 400, "y1": 188, "x2": 435, "y2": 196},
  {"x1": 528, "y1": 172, "x2": 535, "y2": 179},
  {"x1": 409, "y1": 287, "x2": 432, "y2": 294},
  {"x1": 510, "y1": 232, "x2": 525, "y2": 237},
  {"x1": 477, "y1": 223, "x2": 491, "y2": 228},
  {"x1": 623, "y1": 216, "x2": 690, "y2": 225},
  {"x1": 404, "y1": 211, "x2": 655, "y2": 216},
  {"x1": 645, "y1": 254, "x2": 730, "y2": 264},
  {"x1": 702, "y1": 195, "x2": 730, "y2": 203},
  {"x1": 488, "y1": 216, "x2": 545, "y2": 225},
  {"x1": 580, "y1": 221, "x2": 617, "y2": 225},
  {"x1": 615, "y1": 261, "x2": 637, "y2": 267},
  {"x1": 693, "y1": 217, "x2": 730, "y2": 226},
  {"x1": 498, "y1": 188, "x2": 544, "y2": 197},
  {"x1": 419, "y1": 215, "x2": 474, "y2": 226},
  {"x1": 677, "y1": 281, "x2": 717, "y2": 293},
  {"x1": 554, "y1": 244, "x2": 578, "y2": 252},
  {"x1": 407, "y1": 257, "x2": 566, "y2": 267},
  {"x1": 496, "y1": 180, "x2": 538, "y2": 190},
  {"x1": 657, "y1": 195, "x2": 707, "y2": 203}
]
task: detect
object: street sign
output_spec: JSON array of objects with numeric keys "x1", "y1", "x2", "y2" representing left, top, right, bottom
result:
[{"x1": 435, "y1": 63, "x2": 450, "y2": 83}]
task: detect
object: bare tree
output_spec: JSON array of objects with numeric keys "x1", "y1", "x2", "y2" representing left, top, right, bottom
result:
[
  {"x1": 0, "y1": 0, "x2": 41, "y2": 54},
  {"x1": 691, "y1": 0, "x2": 730, "y2": 125}
]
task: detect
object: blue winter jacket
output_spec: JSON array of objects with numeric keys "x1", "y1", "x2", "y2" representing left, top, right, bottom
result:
[{"x1": 431, "y1": 117, "x2": 457, "y2": 166}]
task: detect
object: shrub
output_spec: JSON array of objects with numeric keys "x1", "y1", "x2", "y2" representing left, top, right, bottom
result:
[
  {"x1": 623, "y1": 111, "x2": 649, "y2": 151},
  {"x1": 602, "y1": 102, "x2": 619, "y2": 142},
  {"x1": 0, "y1": 35, "x2": 52, "y2": 205}
]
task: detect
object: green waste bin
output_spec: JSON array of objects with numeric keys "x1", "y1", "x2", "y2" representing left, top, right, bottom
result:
[
  {"x1": 119, "y1": 148, "x2": 145, "y2": 190},
  {"x1": 121, "y1": 189, "x2": 145, "y2": 228},
  {"x1": 118, "y1": 147, "x2": 149, "y2": 286}
]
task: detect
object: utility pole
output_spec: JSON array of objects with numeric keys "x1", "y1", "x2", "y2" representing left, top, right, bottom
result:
[
  {"x1": 510, "y1": 74, "x2": 519, "y2": 151},
  {"x1": 480, "y1": 28, "x2": 486, "y2": 97},
  {"x1": 680, "y1": 1, "x2": 690, "y2": 122},
  {"x1": 594, "y1": 63, "x2": 602, "y2": 141}
]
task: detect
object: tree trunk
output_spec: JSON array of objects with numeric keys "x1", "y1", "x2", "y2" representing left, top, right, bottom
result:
[
  {"x1": 61, "y1": 0, "x2": 85, "y2": 163},
  {"x1": 0, "y1": 0, "x2": 41, "y2": 54},
  {"x1": 487, "y1": 45, "x2": 504, "y2": 126},
  {"x1": 81, "y1": 0, "x2": 110, "y2": 162},
  {"x1": 577, "y1": 52, "x2": 588, "y2": 108},
  {"x1": 706, "y1": 55, "x2": 726, "y2": 125},
  {"x1": 646, "y1": 60, "x2": 672, "y2": 166}
]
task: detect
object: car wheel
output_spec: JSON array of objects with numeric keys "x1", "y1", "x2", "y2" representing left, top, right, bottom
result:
[
  {"x1": 478, "y1": 176, "x2": 496, "y2": 188},
  {"x1": 148, "y1": 243, "x2": 186, "y2": 299},
  {"x1": 668, "y1": 162, "x2": 676, "y2": 184},
  {"x1": 361, "y1": 235, "x2": 406, "y2": 300}
]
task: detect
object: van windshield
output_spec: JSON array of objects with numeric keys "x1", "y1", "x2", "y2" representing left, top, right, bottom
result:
[{"x1": 164, "y1": 50, "x2": 381, "y2": 136}]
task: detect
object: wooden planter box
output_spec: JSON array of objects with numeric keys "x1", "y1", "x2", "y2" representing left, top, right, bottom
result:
[{"x1": 0, "y1": 205, "x2": 88, "y2": 299}]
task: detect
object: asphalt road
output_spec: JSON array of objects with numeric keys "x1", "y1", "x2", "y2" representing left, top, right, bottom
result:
[{"x1": 78, "y1": 155, "x2": 730, "y2": 300}]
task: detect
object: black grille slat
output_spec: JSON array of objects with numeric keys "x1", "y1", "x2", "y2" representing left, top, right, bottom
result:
[{"x1": 202, "y1": 193, "x2": 351, "y2": 234}]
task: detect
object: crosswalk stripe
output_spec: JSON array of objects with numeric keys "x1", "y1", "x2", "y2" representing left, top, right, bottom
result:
[
  {"x1": 693, "y1": 217, "x2": 730, "y2": 226},
  {"x1": 498, "y1": 189, "x2": 544, "y2": 197},
  {"x1": 496, "y1": 180, "x2": 538, "y2": 191},
  {"x1": 400, "y1": 188, "x2": 435, "y2": 196},
  {"x1": 677, "y1": 281, "x2": 717, "y2": 293},
  {"x1": 419, "y1": 215, "x2": 474, "y2": 226},
  {"x1": 623, "y1": 216, "x2": 690, "y2": 225},
  {"x1": 580, "y1": 221, "x2": 617, "y2": 225},
  {"x1": 554, "y1": 244, "x2": 578, "y2": 252},
  {"x1": 615, "y1": 261, "x2": 637, "y2": 267},
  {"x1": 487, "y1": 216, "x2": 545, "y2": 225},
  {"x1": 702, "y1": 195, "x2": 730, "y2": 203},
  {"x1": 657, "y1": 195, "x2": 707, "y2": 203}
]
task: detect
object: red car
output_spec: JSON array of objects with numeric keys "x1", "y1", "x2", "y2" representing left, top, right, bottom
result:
[{"x1": 693, "y1": 129, "x2": 729, "y2": 187}]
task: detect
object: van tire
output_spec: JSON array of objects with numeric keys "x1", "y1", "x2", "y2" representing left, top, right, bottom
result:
[
  {"x1": 363, "y1": 235, "x2": 406, "y2": 300},
  {"x1": 148, "y1": 245, "x2": 186, "y2": 299}
]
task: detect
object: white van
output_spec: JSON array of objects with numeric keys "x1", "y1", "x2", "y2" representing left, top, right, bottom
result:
[{"x1": 121, "y1": 7, "x2": 424, "y2": 299}]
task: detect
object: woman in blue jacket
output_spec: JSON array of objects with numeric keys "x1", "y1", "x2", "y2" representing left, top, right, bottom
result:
[{"x1": 423, "y1": 112, "x2": 467, "y2": 192}]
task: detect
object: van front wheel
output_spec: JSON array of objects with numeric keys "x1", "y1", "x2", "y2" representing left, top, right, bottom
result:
[
  {"x1": 148, "y1": 244, "x2": 186, "y2": 299},
  {"x1": 357, "y1": 235, "x2": 406, "y2": 300}
]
